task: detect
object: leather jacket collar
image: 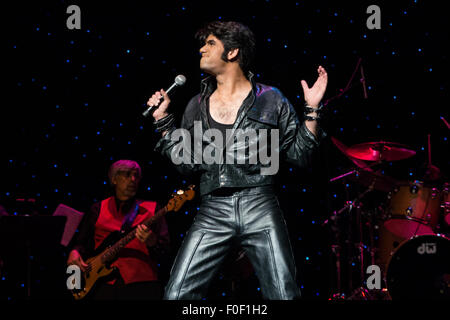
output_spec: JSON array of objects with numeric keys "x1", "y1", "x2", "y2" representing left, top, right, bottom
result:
[{"x1": 199, "y1": 71, "x2": 257, "y2": 101}]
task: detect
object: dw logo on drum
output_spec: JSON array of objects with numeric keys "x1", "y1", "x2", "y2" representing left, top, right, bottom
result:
[{"x1": 417, "y1": 242, "x2": 437, "y2": 255}]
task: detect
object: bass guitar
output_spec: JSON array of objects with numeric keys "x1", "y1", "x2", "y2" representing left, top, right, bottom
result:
[{"x1": 70, "y1": 185, "x2": 195, "y2": 300}]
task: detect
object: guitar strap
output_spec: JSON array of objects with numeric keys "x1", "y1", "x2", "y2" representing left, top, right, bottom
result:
[{"x1": 120, "y1": 200, "x2": 141, "y2": 233}]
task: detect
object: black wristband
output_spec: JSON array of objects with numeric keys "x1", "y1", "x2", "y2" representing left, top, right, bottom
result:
[
  {"x1": 154, "y1": 114, "x2": 175, "y2": 132},
  {"x1": 153, "y1": 113, "x2": 174, "y2": 125},
  {"x1": 155, "y1": 120, "x2": 175, "y2": 133},
  {"x1": 304, "y1": 102, "x2": 324, "y2": 115},
  {"x1": 304, "y1": 115, "x2": 320, "y2": 121}
]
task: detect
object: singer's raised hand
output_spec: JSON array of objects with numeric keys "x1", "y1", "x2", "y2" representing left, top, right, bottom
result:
[
  {"x1": 300, "y1": 65, "x2": 328, "y2": 107},
  {"x1": 147, "y1": 89, "x2": 171, "y2": 121}
]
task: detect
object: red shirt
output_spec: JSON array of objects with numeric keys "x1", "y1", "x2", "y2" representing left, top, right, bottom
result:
[{"x1": 93, "y1": 197, "x2": 165, "y2": 284}]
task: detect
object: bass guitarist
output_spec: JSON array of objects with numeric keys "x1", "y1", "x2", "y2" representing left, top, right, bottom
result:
[{"x1": 67, "y1": 160, "x2": 170, "y2": 300}]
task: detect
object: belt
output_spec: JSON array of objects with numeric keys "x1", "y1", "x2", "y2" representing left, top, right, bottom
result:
[{"x1": 206, "y1": 185, "x2": 274, "y2": 198}]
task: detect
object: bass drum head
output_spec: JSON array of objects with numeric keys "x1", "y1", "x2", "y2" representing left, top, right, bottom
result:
[{"x1": 386, "y1": 234, "x2": 450, "y2": 299}]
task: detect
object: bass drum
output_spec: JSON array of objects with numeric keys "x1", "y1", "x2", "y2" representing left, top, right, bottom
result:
[{"x1": 386, "y1": 234, "x2": 450, "y2": 299}]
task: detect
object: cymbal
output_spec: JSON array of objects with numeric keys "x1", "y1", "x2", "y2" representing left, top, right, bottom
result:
[
  {"x1": 346, "y1": 169, "x2": 399, "y2": 192},
  {"x1": 346, "y1": 141, "x2": 416, "y2": 162},
  {"x1": 331, "y1": 136, "x2": 374, "y2": 170}
]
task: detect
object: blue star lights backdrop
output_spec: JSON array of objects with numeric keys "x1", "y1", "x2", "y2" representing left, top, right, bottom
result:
[{"x1": 2, "y1": 0, "x2": 448, "y2": 300}]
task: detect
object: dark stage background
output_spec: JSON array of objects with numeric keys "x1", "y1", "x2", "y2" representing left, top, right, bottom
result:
[{"x1": 1, "y1": 0, "x2": 448, "y2": 301}]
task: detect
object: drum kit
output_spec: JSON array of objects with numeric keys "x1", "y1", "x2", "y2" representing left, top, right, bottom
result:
[{"x1": 326, "y1": 137, "x2": 450, "y2": 300}]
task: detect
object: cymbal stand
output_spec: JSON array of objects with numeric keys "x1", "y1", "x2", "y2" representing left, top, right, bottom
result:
[
  {"x1": 325, "y1": 184, "x2": 375, "y2": 299},
  {"x1": 349, "y1": 180, "x2": 377, "y2": 300},
  {"x1": 323, "y1": 186, "x2": 374, "y2": 226},
  {"x1": 347, "y1": 200, "x2": 354, "y2": 295},
  {"x1": 355, "y1": 201, "x2": 365, "y2": 285},
  {"x1": 329, "y1": 211, "x2": 343, "y2": 300},
  {"x1": 329, "y1": 161, "x2": 382, "y2": 184},
  {"x1": 367, "y1": 208, "x2": 377, "y2": 266}
]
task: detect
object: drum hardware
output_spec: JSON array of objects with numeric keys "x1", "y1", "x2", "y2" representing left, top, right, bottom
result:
[
  {"x1": 330, "y1": 168, "x2": 398, "y2": 194},
  {"x1": 366, "y1": 209, "x2": 378, "y2": 266},
  {"x1": 323, "y1": 186, "x2": 374, "y2": 227},
  {"x1": 330, "y1": 244, "x2": 342, "y2": 296},
  {"x1": 376, "y1": 205, "x2": 390, "y2": 222},
  {"x1": 442, "y1": 183, "x2": 450, "y2": 227},
  {"x1": 325, "y1": 184, "x2": 377, "y2": 300},
  {"x1": 422, "y1": 134, "x2": 442, "y2": 182},
  {"x1": 328, "y1": 136, "x2": 450, "y2": 299},
  {"x1": 384, "y1": 181, "x2": 441, "y2": 239},
  {"x1": 405, "y1": 207, "x2": 413, "y2": 216},
  {"x1": 355, "y1": 202, "x2": 366, "y2": 286},
  {"x1": 329, "y1": 132, "x2": 449, "y2": 299},
  {"x1": 330, "y1": 137, "x2": 400, "y2": 192},
  {"x1": 347, "y1": 286, "x2": 374, "y2": 300},
  {"x1": 431, "y1": 188, "x2": 439, "y2": 199},
  {"x1": 441, "y1": 116, "x2": 450, "y2": 129},
  {"x1": 350, "y1": 207, "x2": 388, "y2": 300},
  {"x1": 403, "y1": 212, "x2": 434, "y2": 225},
  {"x1": 328, "y1": 137, "x2": 402, "y2": 300}
]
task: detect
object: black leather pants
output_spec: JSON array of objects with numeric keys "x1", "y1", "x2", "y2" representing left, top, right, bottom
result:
[{"x1": 164, "y1": 186, "x2": 301, "y2": 300}]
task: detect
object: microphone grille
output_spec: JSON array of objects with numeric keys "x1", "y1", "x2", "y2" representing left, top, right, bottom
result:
[{"x1": 175, "y1": 74, "x2": 187, "y2": 86}]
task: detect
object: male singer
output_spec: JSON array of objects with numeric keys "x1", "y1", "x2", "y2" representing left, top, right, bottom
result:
[{"x1": 147, "y1": 21, "x2": 327, "y2": 299}]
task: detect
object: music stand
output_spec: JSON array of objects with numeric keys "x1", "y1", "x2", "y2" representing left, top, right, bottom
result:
[
  {"x1": 52, "y1": 204, "x2": 84, "y2": 247},
  {"x1": 0, "y1": 215, "x2": 66, "y2": 299}
]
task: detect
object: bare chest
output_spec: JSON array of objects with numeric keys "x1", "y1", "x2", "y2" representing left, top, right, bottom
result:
[{"x1": 209, "y1": 95, "x2": 244, "y2": 125}]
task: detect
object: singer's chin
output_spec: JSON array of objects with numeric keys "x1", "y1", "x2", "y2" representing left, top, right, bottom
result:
[
  {"x1": 200, "y1": 67, "x2": 214, "y2": 76},
  {"x1": 199, "y1": 62, "x2": 213, "y2": 75}
]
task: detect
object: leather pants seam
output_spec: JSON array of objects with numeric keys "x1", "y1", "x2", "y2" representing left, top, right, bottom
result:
[
  {"x1": 174, "y1": 231, "x2": 206, "y2": 299},
  {"x1": 263, "y1": 229, "x2": 284, "y2": 299},
  {"x1": 234, "y1": 196, "x2": 241, "y2": 234}
]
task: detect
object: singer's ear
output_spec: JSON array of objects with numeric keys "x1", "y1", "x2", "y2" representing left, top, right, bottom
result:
[{"x1": 227, "y1": 48, "x2": 239, "y2": 62}]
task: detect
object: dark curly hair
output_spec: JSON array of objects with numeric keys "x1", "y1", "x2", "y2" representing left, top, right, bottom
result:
[{"x1": 195, "y1": 21, "x2": 256, "y2": 74}]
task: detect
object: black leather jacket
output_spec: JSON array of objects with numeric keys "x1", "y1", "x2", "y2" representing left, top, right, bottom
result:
[{"x1": 154, "y1": 72, "x2": 326, "y2": 196}]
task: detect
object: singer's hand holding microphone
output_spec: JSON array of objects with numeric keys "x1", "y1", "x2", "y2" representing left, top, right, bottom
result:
[
  {"x1": 144, "y1": 74, "x2": 186, "y2": 121},
  {"x1": 147, "y1": 89, "x2": 171, "y2": 121}
]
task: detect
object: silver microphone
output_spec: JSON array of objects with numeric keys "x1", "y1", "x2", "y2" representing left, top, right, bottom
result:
[{"x1": 143, "y1": 74, "x2": 187, "y2": 117}]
